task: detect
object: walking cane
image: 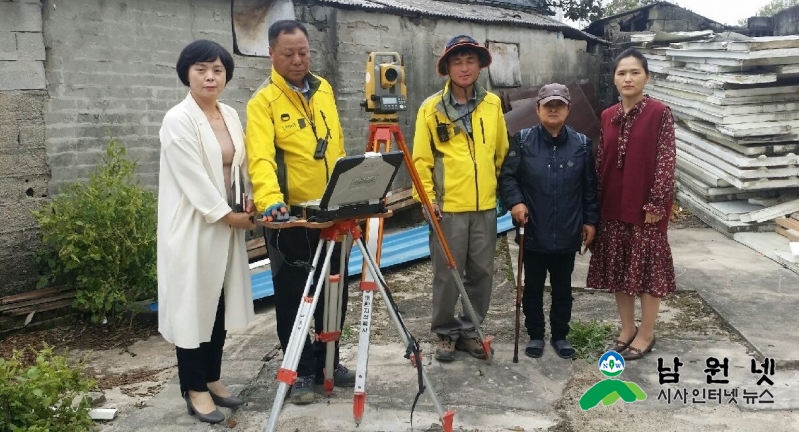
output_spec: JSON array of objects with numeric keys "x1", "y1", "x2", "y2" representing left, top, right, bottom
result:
[{"x1": 513, "y1": 214, "x2": 527, "y2": 364}]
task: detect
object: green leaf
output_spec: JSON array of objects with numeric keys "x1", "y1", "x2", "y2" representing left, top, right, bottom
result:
[{"x1": 32, "y1": 137, "x2": 157, "y2": 323}]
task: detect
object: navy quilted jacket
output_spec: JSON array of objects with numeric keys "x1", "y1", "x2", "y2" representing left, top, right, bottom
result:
[{"x1": 499, "y1": 125, "x2": 600, "y2": 253}]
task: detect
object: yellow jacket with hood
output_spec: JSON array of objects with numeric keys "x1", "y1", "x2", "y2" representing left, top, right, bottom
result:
[
  {"x1": 412, "y1": 80, "x2": 509, "y2": 213},
  {"x1": 245, "y1": 69, "x2": 345, "y2": 212}
]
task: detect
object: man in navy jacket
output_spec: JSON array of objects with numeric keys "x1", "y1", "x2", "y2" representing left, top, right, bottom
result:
[{"x1": 499, "y1": 83, "x2": 600, "y2": 360}]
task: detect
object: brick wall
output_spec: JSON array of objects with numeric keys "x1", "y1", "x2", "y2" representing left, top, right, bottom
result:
[{"x1": 0, "y1": 0, "x2": 49, "y2": 297}]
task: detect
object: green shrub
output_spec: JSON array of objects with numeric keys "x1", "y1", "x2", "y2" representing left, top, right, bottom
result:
[
  {"x1": 33, "y1": 139, "x2": 157, "y2": 323},
  {"x1": 0, "y1": 345, "x2": 96, "y2": 432},
  {"x1": 569, "y1": 320, "x2": 615, "y2": 363}
]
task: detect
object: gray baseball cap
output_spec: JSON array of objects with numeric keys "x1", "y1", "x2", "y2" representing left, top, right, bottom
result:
[{"x1": 537, "y1": 83, "x2": 570, "y2": 105}]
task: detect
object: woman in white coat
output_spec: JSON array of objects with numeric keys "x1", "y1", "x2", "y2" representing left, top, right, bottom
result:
[{"x1": 157, "y1": 40, "x2": 256, "y2": 424}]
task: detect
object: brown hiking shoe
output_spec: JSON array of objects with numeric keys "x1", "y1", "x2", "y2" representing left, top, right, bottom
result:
[
  {"x1": 456, "y1": 337, "x2": 492, "y2": 359},
  {"x1": 435, "y1": 335, "x2": 456, "y2": 362}
]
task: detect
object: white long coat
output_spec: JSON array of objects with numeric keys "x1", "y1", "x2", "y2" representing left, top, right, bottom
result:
[{"x1": 157, "y1": 93, "x2": 255, "y2": 349}]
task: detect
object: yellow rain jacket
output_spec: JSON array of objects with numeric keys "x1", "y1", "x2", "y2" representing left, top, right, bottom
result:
[
  {"x1": 245, "y1": 69, "x2": 345, "y2": 211},
  {"x1": 412, "y1": 81, "x2": 509, "y2": 213}
]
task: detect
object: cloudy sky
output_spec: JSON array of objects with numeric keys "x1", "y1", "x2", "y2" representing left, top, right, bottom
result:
[{"x1": 666, "y1": 0, "x2": 773, "y2": 26}]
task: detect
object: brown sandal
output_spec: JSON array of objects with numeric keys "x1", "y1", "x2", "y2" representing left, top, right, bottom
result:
[
  {"x1": 622, "y1": 336, "x2": 656, "y2": 361},
  {"x1": 609, "y1": 327, "x2": 638, "y2": 353}
]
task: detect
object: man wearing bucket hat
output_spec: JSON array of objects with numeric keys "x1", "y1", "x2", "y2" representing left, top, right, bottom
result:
[
  {"x1": 498, "y1": 83, "x2": 599, "y2": 360},
  {"x1": 412, "y1": 35, "x2": 510, "y2": 362}
]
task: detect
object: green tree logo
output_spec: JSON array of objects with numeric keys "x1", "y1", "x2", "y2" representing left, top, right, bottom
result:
[{"x1": 579, "y1": 351, "x2": 647, "y2": 410}]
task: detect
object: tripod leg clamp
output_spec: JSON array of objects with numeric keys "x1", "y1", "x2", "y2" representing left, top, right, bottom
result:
[
  {"x1": 317, "y1": 331, "x2": 341, "y2": 343},
  {"x1": 408, "y1": 349, "x2": 423, "y2": 368},
  {"x1": 276, "y1": 368, "x2": 298, "y2": 385},
  {"x1": 481, "y1": 336, "x2": 495, "y2": 361}
]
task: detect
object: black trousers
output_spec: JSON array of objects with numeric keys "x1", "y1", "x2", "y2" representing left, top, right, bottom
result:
[
  {"x1": 176, "y1": 289, "x2": 226, "y2": 396},
  {"x1": 265, "y1": 226, "x2": 349, "y2": 378},
  {"x1": 522, "y1": 251, "x2": 575, "y2": 341}
]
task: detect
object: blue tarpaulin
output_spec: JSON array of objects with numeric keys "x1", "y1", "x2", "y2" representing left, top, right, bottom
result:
[{"x1": 149, "y1": 214, "x2": 514, "y2": 311}]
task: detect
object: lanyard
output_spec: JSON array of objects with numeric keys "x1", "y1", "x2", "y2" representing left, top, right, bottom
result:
[{"x1": 280, "y1": 86, "x2": 319, "y2": 141}]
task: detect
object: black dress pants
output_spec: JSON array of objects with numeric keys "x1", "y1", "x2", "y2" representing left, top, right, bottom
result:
[
  {"x1": 522, "y1": 251, "x2": 575, "y2": 341},
  {"x1": 176, "y1": 289, "x2": 226, "y2": 396},
  {"x1": 265, "y1": 226, "x2": 349, "y2": 378}
]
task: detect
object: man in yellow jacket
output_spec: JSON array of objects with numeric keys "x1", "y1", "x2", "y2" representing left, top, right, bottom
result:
[
  {"x1": 245, "y1": 20, "x2": 354, "y2": 405},
  {"x1": 413, "y1": 35, "x2": 510, "y2": 362}
]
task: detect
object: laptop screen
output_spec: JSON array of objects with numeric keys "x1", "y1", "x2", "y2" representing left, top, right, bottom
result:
[{"x1": 319, "y1": 151, "x2": 405, "y2": 209}]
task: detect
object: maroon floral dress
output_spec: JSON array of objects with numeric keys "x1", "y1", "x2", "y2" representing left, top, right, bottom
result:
[{"x1": 587, "y1": 95, "x2": 677, "y2": 298}]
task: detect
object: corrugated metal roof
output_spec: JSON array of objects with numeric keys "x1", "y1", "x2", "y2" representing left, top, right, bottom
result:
[
  {"x1": 433, "y1": 0, "x2": 553, "y2": 14},
  {"x1": 583, "y1": 1, "x2": 724, "y2": 36},
  {"x1": 303, "y1": 0, "x2": 606, "y2": 43}
]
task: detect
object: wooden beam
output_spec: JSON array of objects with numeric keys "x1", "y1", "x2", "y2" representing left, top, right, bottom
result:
[
  {"x1": 777, "y1": 217, "x2": 799, "y2": 231},
  {"x1": 776, "y1": 226, "x2": 799, "y2": 242},
  {"x1": 1, "y1": 285, "x2": 73, "y2": 306},
  {"x1": 7, "y1": 299, "x2": 75, "y2": 316},
  {"x1": 0, "y1": 292, "x2": 75, "y2": 313}
]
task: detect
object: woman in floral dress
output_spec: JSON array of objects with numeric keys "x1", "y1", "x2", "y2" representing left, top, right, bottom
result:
[{"x1": 587, "y1": 47, "x2": 677, "y2": 361}]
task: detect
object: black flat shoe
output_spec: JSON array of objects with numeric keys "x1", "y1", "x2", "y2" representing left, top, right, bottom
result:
[
  {"x1": 609, "y1": 327, "x2": 638, "y2": 353},
  {"x1": 622, "y1": 336, "x2": 656, "y2": 361},
  {"x1": 209, "y1": 390, "x2": 245, "y2": 408},
  {"x1": 185, "y1": 394, "x2": 225, "y2": 424}
]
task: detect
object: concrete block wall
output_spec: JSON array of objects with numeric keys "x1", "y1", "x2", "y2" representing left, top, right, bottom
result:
[
  {"x1": 0, "y1": 0, "x2": 600, "y2": 297},
  {"x1": 774, "y1": 5, "x2": 799, "y2": 36},
  {"x1": 41, "y1": 0, "x2": 598, "y2": 194},
  {"x1": 0, "y1": 0, "x2": 50, "y2": 297},
  {"x1": 325, "y1": 7, "x2": 601, "y2": 188},
  {"x1": 42, "y1": 0, "x2": 272, "y2": 192}
]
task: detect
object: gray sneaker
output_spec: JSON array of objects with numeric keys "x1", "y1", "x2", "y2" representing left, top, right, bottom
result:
[
  {"x1": 316, "y1": 364, "x2": 357, "y2": 387},
  {"x1": 333, "y1": 364, "x2": 356, "y2": 387},
  {"x1": 289, "y1": 375, "x2": 315, "y2": 405}
]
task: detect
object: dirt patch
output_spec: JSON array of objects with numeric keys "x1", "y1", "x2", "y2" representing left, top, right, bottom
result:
[
  {"x1": 340, "y1": 235, "x2": 517, "y2": 348},
  {"x1": 657, "y1": 291, "x2": 740, "y2": 341},
  {"x1": 671, "y1": 204, "x2": 708, "y2": 230},
  {"x1": 0, "y1": 315, "x2": 159, "y2": 366},
  {"x1": 85, "y1": 365, "x2": 170, "y2": 391}
]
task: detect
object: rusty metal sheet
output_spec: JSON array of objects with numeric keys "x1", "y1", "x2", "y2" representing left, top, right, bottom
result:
[
  {"x1": 503, "y1": 82, "x2": 601, "y2": 149},
  {"x1": 232, "y1": 0, "x2": 296, "y2": 57},
  {"x1": 487, "y1": 42, "x2": 522, "y2": 88}
]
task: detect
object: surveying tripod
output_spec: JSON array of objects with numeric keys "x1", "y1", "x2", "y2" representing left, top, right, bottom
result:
[
  {"x1": 258, "y1": 215, "x2": 454, "y2": 432},
  {"x1": 350, "y1": 121, "x2": 495, "y2": 425}
]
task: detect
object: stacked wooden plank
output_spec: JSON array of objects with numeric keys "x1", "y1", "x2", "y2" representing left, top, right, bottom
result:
[
  {"x1": 776, "y1": 213, "x2": 799, "y2": 242},
  {"x1": 641, "y1": 36, "x2": 799, "y2": 234}
]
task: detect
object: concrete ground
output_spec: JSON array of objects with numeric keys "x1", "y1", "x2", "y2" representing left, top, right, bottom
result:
[{"x1": 86, "y1": 224, "x2": 799, "y2": 432}]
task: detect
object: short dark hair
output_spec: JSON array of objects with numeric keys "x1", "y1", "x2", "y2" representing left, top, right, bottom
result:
[
  {"x1": 175, "y1": 40, "x2": 235, "y2": 86},
  {"x1": 447, "y1": 46, "x2": 480, "y2": 62},
  {"x1": 613, "y1": 47, "x2": 649, "y2": 75},
  {"x1": 268, "y1": 20, "x2": 309, "y2": 48}
]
